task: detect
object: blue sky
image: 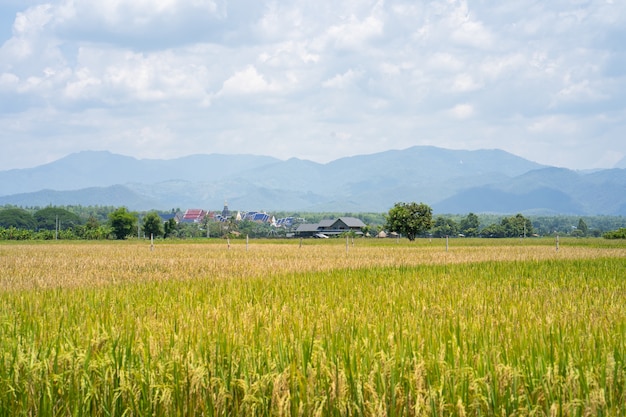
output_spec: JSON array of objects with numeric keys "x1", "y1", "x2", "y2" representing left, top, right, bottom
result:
[{"x1": 1, "y1": 0, "x2": 625, "y2": 170}]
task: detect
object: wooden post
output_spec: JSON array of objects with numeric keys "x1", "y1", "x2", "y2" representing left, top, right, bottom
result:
[
  {"x1": 246, "y1": 234, "x2": 249, "y2": 252},
  {"x1": 150, "y1": 233, "x2": 154, "y2": 251},
  {"x1": 446, "y1": 235, "x2": 449, "y2": 252},
  {"x1": 227, "y1": 237, "x2": 230, "y2": 250},
  {"x1": 346, "y1": 235, "x2": 349, "y2": 254},
  {"x1": 556, "y1": 234, "x2": 559, "y2": 252}
]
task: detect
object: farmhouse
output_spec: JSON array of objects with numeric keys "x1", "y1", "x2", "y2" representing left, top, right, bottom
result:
[{"x1": 295, "y1": 217, "x2": 366, "y2": 238}]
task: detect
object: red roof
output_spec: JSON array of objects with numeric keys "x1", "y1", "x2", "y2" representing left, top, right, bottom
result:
[{"x1": 183, "y1": 209, "x2": 207, "y2": 220}]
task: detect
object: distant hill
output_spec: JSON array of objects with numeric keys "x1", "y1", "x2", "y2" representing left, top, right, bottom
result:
[
  {"x1": 0, "y1": 151, "x2": 280, "y2": 196},
  {"x1": 0, "y1": 185, "x2": 160, "y2": 209},
  {"x1": 1, "y1": 146, "x2": 625, "y2": 215}
]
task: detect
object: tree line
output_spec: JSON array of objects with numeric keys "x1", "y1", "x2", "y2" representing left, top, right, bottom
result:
[
  {"x1": 0, "y1": 206, "x2": 292, "y2": 241},
  {"x1": 384, "y1": 202, "x2": 625, "y2": 240},
  {"x1": 0, "y1": 204, "x2": 625, "y2": 241}
]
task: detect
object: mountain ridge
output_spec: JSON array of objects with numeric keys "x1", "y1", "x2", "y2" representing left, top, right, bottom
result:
[{"x1": 1, "y1": 147, "x2": 624, "y2": 215}]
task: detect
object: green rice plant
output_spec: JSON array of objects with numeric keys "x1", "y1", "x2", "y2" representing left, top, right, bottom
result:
[{"x1": 1, "y1": 240, "x2": 626, "y2": 415}]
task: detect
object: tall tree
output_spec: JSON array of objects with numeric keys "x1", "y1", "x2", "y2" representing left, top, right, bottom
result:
[
  {"x1": 460, "y1": 212, "x2": 480, "y2": 237},
  {"x1": 164, "y1": 218, "x2": 177, "y2": 238},
  {"x1": 142, "y1": 212, "x2": 164, "y2": 238},
  {"x1": 432, "y1": 216, "x2": 459, "y2": 238},
  {"x1": 385, "y1": 202, "x2": 433, "y2": 241},
  {"x1": 108, "y1": 207, "x2": 137, "y2": 240},
  {"x1": 501, "y1": 214, "x2": 533, "y2": 238},
  {"x1": 577, "y1": 218, "x2": 589, "y2": 237}
]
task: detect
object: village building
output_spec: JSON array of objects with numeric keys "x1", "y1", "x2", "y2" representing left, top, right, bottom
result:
[
  {"x1": 221, "y1": 201, "x2": 231, "y2": 219},
  {"x1": 180, "y1": 209, "x2": 207, "y2": 223},
  {"x1": 159, "y1": 211, "x2": 182, "y2": 224},
  {"x1": 294, "y1": 217, "x2": 366, "y2": 238}
]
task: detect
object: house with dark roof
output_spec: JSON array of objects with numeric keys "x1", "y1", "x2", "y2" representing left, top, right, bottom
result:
[
  {"x1": 159, "y1": 211, "x2": 183, "y2": 224},
  {"x1": 295, "y1": 217, "x2": 366, "y2": 237}
]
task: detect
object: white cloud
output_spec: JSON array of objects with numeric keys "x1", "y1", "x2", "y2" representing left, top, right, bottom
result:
[
  {"x1": 322, "y1": 69, "x2": 361, "y2": 89},
  {"x1": 63, "y1": 67, "x2": 101, "y2": 99},
  {"x1": 13, "y1": 4, "x2": 53, "y2": 37},
  {"x1": 450, "y1": 19, "x2": 494, "y2": 50},
  {"x1": 427, "y1": 53, "x2": 464, "y2": 73},
  {"x1": 449, "y1": 103, "x2": 474, "y2": 120},
  {"x1": 480, "y1": 54, "x2": 526, "y2": 80},
  {"x1": 52, "y1": 0, "x2": 222, "y2": 36},
  {"x1": 527, "y1": 115, "x2": 579, "y2": 135},
  {"x1": 450, "y1": 73, "x2": 482, "y2": 93},
  {"x1": 326, "y1": 13, "x2": 384, "y2": 50},
  {"x1": 219, "y1": 65, "x2": 279, "y2": 96},
  {"x1": 553, "y1": 79, "x2": 608, "y2": 105},
  {"x1": 0, "y1": 0, "x2": 625, "y2": 171},
  {"x1": 0, "y1": 72, "x2": 19, "y2": 89}
]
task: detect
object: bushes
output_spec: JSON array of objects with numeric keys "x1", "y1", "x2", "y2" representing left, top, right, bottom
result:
[
  {"x1": 0, "y1": 226, "x2": 112, "y2": 241},
  {"x1": 0, "y1": 227, "x2": 34, "y2": 240},
  {"x1": 604, "y1": 228, "x2": 626, "y2": 239}
]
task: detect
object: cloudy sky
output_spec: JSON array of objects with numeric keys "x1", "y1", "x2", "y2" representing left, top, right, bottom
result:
[{"x1": 1, "y1": 0, "x2": 625, "y2": 171}]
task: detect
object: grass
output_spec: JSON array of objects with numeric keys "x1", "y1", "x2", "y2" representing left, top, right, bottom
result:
[{"x1": 1, "y1": 238, "x2": 626, "y2": 415}]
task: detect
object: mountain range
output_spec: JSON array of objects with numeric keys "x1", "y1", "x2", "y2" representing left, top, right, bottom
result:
[{"x1": 1, "y1": 147, "x2": 625, "y2": 215}]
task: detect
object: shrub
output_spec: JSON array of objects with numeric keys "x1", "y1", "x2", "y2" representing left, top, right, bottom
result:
[{"x1": 603, "y1": 227, "x2": 626, "y2": 239}]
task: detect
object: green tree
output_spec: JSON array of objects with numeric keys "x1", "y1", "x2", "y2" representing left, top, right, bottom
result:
[
  {"x1": 142, "y1": 212, "x2": 164, "y2": 238},
  {"x1": 108, "y1": 207, "x2": 137, "y2": 240},
  {"x1": 384, "y1": 202, "x2": 433, "y2": 241},
  {"x1": 604, "y1": 228, "x2": 626, "y2": 239},
  {"x1": 501, "y1": 214, "x2": 533, "y2": 238},
  {"x1": 577, "y1": 218, "x2": 589, "y2": 237},
  {"x1": 85, "y1": 215, "x2": 100, "y2": 231},
  {"x1": 432, "y1": 216, "x2": 459, "y2": 238},
  {"x1": 460, "y1": 212, "x2": 480, "y2": 237},
  {"x1": 34, "y1": 207, "x2": 81, "y2": 231},
  {"x1": 164, "y1": 218, "x2": 178, "y2": 238},
  {"x1": 80, "y1": 215, "x2": 109, "y2": 240},
  {"x1": 481, "y1": 223, "x2": 506, "y2": 238},
  {"x1": 0, "y1": 208, "x2": 36, "y2": 230}
]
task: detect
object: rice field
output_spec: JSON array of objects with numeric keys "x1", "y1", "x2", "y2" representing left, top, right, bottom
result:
[{"x1": 1, "y1": 238, "x2": 626, "y2": 416}]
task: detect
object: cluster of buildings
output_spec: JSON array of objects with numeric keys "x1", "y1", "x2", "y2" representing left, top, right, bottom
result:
[
  {"x1": 160, "y1": 203, "x2": 294, "y2": 227},
  {"x1": 159, "y1": 202, "x2": 367, "y2": 238}
]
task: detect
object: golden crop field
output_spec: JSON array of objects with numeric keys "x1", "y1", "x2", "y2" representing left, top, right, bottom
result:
[{"x1": 1, "y1": 238, "x2": 626, "y2": 416}]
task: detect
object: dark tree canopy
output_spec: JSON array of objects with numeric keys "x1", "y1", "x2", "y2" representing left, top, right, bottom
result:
[
  {"x1": 385, "y1": 202, "x2": 433, "y2": 241},
  {"x1": 432, "y1": 216, "x2": 459, "y2": 238},
  {"x1": 481, "y1": 214, "x2": 533, "y2": 238},
  {"x1": 0, "y1": 208, "x2": 36, "y2": 230},
  {"x1": 577, "y1": 218, "x2": 589, "y2": 237},
  {"x1": 34, "y1": 207, "x2": 81, "y2": 230},
  {"x1": 142, "y1": 212, "x2": 164, "y2": 238},
  {"x1": 460, "y1": 213, "x2": 480, "y2": 237},
  {"x1": 164, "y1": 218, "x2": 178, "y2": 238},
  {"x1": 604, "y1": 228, "x2": 626, "y2": 239},
  {"x1": 501, "y1": 214, "x2": 533, "y2": 237},
  {"x1": 108, "y1": 207, "x2": 137, "y2": 240}
]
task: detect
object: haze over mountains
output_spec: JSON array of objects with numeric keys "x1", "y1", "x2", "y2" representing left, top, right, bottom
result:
[{"x1": 1, "y1": 147, "x2": 625, "y2": 215}]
